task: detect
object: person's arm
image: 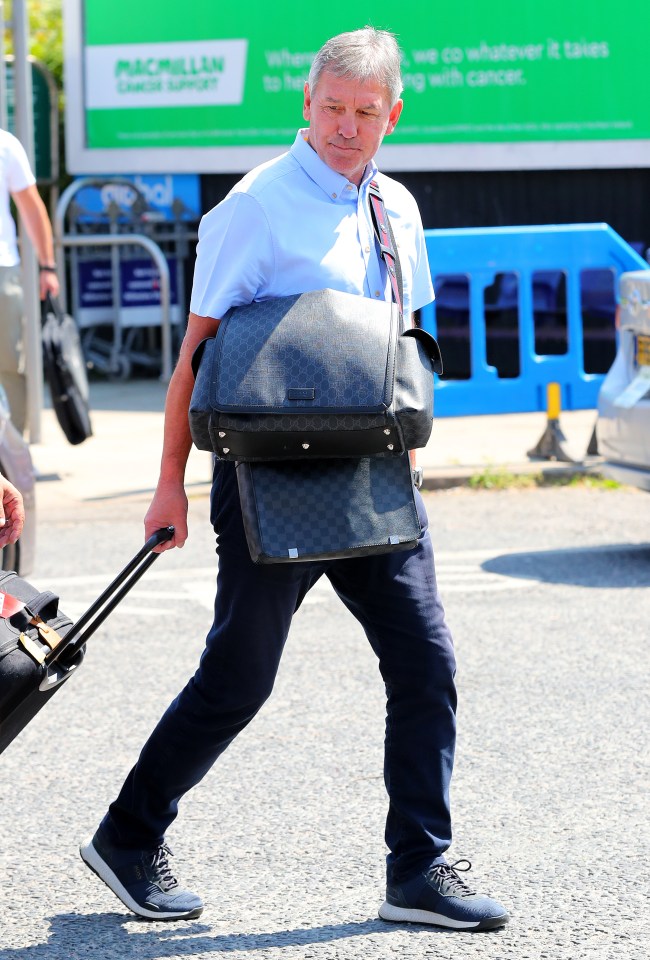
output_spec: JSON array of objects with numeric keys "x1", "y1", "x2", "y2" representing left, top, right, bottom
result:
[
  {"x1": 11, "y1": 184, "x2": 60, "y2": 300},
  {"x1": 147, "y1": 190, "x2": 268, "y2": 550},
  {"x1": 144, "y1": 312, "x2": 220, "y2": 552},
  {"x1": 0, "y1": 474, "x2": 25, "y2": 548}
]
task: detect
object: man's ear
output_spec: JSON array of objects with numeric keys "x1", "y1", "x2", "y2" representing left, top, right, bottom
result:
[
  {"x1": 303, "y1": 82, "x2": 312, "y2": 122},
  {"x1": 385, "y1": 99, "x2": 403, "y2": 136}
]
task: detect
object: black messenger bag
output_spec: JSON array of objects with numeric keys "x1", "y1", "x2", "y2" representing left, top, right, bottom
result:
[
  {"x1": 236, "y1": 454, "x2": 421, "y2": 564},
  {"x1": 189, "y1": 290, "x2": 441, "y2": 460},
  {"x1": 189, "y1": 182, "x2": 442, "y2": 462}
]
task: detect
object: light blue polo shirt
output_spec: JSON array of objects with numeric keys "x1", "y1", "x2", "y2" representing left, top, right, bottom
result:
[{"x1": 190, "y1": 129, "x2": 434, "y2": 321}]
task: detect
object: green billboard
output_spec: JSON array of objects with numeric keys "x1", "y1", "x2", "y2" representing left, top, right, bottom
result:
[{"x1": 64, "y1": 0, "x2": 650, "y2": 172}]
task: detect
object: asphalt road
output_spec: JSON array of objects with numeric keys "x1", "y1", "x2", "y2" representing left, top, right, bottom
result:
[{"x1": 1, "y1": 484, "x2": 648, "y2": 960}]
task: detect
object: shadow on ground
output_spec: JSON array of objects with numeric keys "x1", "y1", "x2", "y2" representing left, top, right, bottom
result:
[
  {"x1": 0, "y1": 911, "x2": 479, "y2": 959},
  {"x1": 482, "y1": 543, "x2": 650, "y2": 588}
]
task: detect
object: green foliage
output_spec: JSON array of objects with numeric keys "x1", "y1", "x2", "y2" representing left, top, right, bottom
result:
[
  {"x1": 468, "y1": 467, "x2": 536, "y2": 490},
  {"x1": 4, "y1": 2, "x2": 66, "y2": 188},
  {"x1": 4, "y1": 2, "x2": 64, "y2": 86},
  {"x1": 467, "y1": 466, "x2": 621, "y2": 491},
  {"x1": 545, "y1": 473, "x2": 621, "y2": 490}
]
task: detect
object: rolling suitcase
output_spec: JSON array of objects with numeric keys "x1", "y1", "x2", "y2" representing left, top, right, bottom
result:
[{"x1": 0, "y1": 526, "x2": 174, "y2": 756}]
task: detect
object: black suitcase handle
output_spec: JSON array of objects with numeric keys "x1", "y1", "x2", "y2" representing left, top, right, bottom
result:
[{"x1": 47, "y1": 526, "x2": 174, "y2": 664}]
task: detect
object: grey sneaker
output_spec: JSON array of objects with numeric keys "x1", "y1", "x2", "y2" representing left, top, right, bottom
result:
[
  {"x1": 379, "y1": 859, "x2": 509, "y2": 931},
  {"x1": 80, "y1": 829, "x2": 203, "y2": 921}
]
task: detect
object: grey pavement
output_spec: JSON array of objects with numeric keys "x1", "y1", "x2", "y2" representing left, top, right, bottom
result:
[
  {"x1": 29, "y1": 378, "x2": 601, "y2": 516},
  {"x1": 2, "y1": 470, "x2": 647, "y2": 959},
  {"x1": 4, "y1": 380, "x2": 647, "y2": 960}
]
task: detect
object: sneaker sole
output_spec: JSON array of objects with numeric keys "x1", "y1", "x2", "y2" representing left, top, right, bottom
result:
[
  {"x1": 79, "y1": 839, "x2": 203, "y2": 921},
  {"x1": 379, "y1": 900, "x2": 509, "y2": 931}
]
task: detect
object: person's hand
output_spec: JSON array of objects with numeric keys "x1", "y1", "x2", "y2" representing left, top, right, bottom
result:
[
  {"x1": 0, "y1": 476, "x2": 25, "y2": 548},
  {"x1": 39, "y1": 269, "x2": 60, "y2": 301},
  {"x1": 144, "y1": 477, "x2": 188, "y2": 553}
]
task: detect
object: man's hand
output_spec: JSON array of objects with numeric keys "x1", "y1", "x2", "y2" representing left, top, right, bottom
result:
[
  {"x1": 0, "y1": 476, "x2": 25, "y2": 548},
  {"x1": 143, "y1": 311, "x2": 219, "y2": 554},
  {"x1": 39, "y1": 268, "x2": 60, "y2": 301},
  {"x1": 144, "y1": 478, "x2": 189, "y2": 553}
]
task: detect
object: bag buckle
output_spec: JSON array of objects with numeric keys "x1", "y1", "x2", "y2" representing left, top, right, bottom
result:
[
  {"x1": 30, "y1": 616, "x2": 64, "y2": 651},
  {"x1": 19, "y1": 632, "x2": 48, "y2": 665},
  {"x1": 18, "y1": 616, "x2": 65, "y2": 665}
]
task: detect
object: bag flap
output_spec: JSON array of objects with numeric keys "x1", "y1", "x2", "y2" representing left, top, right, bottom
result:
[
  {"x1": 211, "y1": 289, "x2": 398, "y2": 414},
  {"x1": 402, "y1": 327, "x2": 443, "y2": 375}
]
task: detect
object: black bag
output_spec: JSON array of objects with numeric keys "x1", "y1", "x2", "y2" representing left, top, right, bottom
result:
[
  {"x1": 190, "y1": 291, "x2": 441, "y2": 461},
  {"x1": 0, "y1": 526, "x2": 173, "y2": 756},
  {"x1": 236, "y1": 454, "x2": 421, "y2": 563},
  {"x1": 189, "y1": 182, "x2": 442, "y2": 463},
  {"x1": 42, "y1": 294, "x2": 93, "y2": 445}
]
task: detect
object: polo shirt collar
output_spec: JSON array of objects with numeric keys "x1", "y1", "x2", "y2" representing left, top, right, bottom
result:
[{"x1": 291, "y1": 128, "x2": 378, "y2": 201}]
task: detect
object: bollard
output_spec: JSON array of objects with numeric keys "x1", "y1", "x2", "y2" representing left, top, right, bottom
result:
[{"x1": 527, "y1": 382, "x2": 576, "y2": 462}]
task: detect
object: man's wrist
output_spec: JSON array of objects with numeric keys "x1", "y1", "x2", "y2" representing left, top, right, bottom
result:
[{"x1": 39, "y1": 264, "x2": 57, "y2": 273}]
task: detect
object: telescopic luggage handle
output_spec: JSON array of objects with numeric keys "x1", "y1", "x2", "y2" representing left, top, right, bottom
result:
[{"x1": 47, "y1": 526, "x2": 175, "y2": 664}]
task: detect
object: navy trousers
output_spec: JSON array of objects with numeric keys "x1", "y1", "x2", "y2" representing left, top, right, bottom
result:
[{"x1": 103, "y1": 461, "x2": 457, "y2": 884}]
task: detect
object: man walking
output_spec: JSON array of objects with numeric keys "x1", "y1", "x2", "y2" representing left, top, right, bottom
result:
[
  {"x1": 0, "y1": 129, "x2": 59, "y2": 434},
  {"x1": 81, "y1": 28, "x2": 509, "y2": 932}
]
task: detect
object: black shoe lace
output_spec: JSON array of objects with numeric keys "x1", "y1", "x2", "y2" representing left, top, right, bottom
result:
[
  {"x1": 147, "y1": 844, "x2": 179, "y2": 892},
  {"x1": 426, "y1": 859, "x2": 477, "y2": 898}
]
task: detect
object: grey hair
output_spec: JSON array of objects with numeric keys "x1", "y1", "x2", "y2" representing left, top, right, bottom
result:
[{"x1": 308, "y1": 27, "x2": 403, "y2": 106}]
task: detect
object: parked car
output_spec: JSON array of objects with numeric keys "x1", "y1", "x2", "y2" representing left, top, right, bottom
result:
[
  {"x1": 596, "y1": 270, "x2": 650, "y2": 491},
  {"x1": 0, "y1": 383, "x2": 36, "y2": 574}
]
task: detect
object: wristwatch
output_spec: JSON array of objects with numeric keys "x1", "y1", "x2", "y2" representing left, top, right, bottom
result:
[
  {"x1": 412, "y1": 466, "x2": 424, "y2": 489},
  {"x1": 39, "y1": 264, "x2": 57, "y2": 273}
]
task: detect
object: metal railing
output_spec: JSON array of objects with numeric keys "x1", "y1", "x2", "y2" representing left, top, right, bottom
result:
[{"x1": 54, "y1": 178, "x2": 173, "y2": 382}]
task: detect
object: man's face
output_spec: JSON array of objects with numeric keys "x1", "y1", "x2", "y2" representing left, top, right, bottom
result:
[{"x1": 303, "y1": 70, "x2": 403, "y2": 186}]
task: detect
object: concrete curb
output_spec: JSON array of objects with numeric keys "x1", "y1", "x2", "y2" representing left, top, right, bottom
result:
[{"x1": 421, "y1": 457, "x2": 606, "y2": 490}]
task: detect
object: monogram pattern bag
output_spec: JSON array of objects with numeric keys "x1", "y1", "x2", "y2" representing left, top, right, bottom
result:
[
  {"x1": 197, "y1": 181, "x2": 432, "y2": 564},
  {"x1": 236, "y1": 454, "x2": 421, "y2": 564},
  {"x1": 189, "y1": 182, "x2": 442, "y2": 462}
]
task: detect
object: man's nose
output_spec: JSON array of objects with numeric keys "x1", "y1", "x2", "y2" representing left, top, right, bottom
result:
[{"x1": 338, "y1": 112, "x2": 358, "y2": 139}]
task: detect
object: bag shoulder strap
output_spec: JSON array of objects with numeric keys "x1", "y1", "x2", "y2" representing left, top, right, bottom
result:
[{"x1": 368, "y1": 179, "x2": 404, "y2": 319}]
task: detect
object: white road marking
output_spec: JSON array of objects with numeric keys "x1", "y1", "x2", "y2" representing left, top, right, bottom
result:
[{"x1": 45, "y1": 549, "x2": 534, "y2": 621}]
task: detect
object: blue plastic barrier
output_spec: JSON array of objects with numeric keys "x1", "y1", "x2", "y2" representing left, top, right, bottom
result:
[{"x1": 422, "y1": 223, "x2": 648, "y2": 416}]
